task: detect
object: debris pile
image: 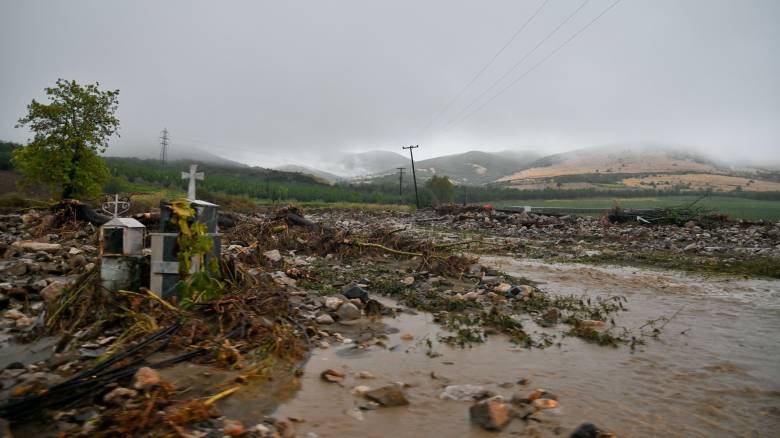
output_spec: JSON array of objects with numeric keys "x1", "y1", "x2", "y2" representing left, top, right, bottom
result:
[{"x1": 2, "y1": 201, "x2": 768, "y2": 436}]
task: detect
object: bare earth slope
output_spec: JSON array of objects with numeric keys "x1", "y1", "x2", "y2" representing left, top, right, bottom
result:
[{"x1": 498, "y1": 144, "x2": 780, "y2": 192}]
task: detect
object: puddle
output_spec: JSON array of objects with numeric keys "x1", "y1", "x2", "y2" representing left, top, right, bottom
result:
[
  {"x1": 260, "y1": 257, "x2": 780, "y2": 437},
  {"x1": 0, "y1": 336, "x2": 58, "y2": 369}
]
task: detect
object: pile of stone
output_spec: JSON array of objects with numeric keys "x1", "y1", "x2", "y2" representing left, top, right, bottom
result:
[
  {"x1": 1, "y1": 211, "x2": 98, "y2": 332},
  {"x1": 400, "y1": 207, "x2": 780, "y2": 259}
]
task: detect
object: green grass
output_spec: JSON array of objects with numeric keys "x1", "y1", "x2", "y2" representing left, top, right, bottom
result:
[{"x1": 491, "y1": 196, "x2": 780, "y2": 221}]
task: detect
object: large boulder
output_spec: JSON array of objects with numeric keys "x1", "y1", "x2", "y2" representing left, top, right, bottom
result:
[
  {"x1": 342, "y1": 285, "x2": 369, "y2": 303},
  {"x1": 364, "y1": 385, "x2": 409, "y2": 407},
  {"x1": 469, "y1": 396, "x2": 511, "y2": 431},
  {"x1": 336, "y1": 302, "x2": 361, "y2": 321}
]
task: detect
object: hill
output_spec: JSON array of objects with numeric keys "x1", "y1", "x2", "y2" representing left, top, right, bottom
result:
[
  {"x1": 105, "y1": 144, "x2": 247, "y2": 168},
  {"x1": 275, "y1": 164, "x2": 341, "y2": 184},
  {"x1": 358, "y1": 150, "x2": 541, "y2": 185},
  {"x1": 497, "y1": 144, "x2": 780, "y2": 193}
]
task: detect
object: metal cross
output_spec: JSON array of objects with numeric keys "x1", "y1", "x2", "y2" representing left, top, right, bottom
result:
[
  {"x1": 181, "y1": 164, "x2": 204, "y2": 200},
  {"x1": 101, "y1": 194, "x2": 131, "y2": 218}
]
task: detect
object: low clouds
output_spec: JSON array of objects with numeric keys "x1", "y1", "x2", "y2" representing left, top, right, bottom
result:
[{"x1": 1, "y1": 0, "x2": 778, "y2": 167}]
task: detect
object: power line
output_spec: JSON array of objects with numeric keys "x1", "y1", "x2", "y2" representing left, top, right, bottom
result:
[
  {"x1": 440, "y1": 0, "x2": 592, "y2": 130},
  {"x1": 402, "y1": 145, "x2": 420, "y2": 208},
  {"x1": 445, "y1": 0, "x2": 622, "y2": 131},
  {"x1": 159, "y1": 128, "x2": 169, "y2": 168},
  {"x1": 420, "y1": 0, "x2": 552, "y2": 133}
]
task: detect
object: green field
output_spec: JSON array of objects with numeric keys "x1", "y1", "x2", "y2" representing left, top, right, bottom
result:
[{"x1": 491, "y1": 196, "x2": 780, "y2": 221}]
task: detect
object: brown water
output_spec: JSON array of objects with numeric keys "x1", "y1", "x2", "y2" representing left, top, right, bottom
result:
[{"x1": 239, "y1": 258, "x2": 780, "y2": 437}]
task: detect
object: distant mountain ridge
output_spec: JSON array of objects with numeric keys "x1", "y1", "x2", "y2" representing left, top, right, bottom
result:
[
  {"x1": 275, "y1": 164, "x2": 341, "y2": 184},
  {"x1": 99, "y1": 141, "x2": 780, "y2": 193},
  {"x1": 106, "y1": 145, "x2": 247, "y2": 168},
  {"x1": 352, "y1": 149, "x2": 541, "y2": 185},
  {"x1": 498, "y1": 144, "x2": 780, "y2": 192}
]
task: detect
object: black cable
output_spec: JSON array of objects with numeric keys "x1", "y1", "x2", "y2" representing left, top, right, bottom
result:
[
  {"x1": 445, "y1": 0, "x2": 623, "y2": 130},
  {"x1": 441, "y1": 0, "x2": 593, "y2": 130},
  {"x1": 420, "y1": 0, "x2": 552, "y2": 133}
]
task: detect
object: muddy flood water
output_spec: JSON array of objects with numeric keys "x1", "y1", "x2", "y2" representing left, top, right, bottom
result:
[{"x1": 229, "y1": 257, "x2": 780, "y2": 437}]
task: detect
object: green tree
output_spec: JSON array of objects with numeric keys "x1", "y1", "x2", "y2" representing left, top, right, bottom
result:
[
  {"x1": 425, "y1": 175, "x2": 454, "y2": 205},
  {"x1": 13, "y1": 79, "x2": 120, "y2": 199}
]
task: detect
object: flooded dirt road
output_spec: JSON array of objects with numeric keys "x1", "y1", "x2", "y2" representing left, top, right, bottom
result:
[{"x1": 242, "y1": 258, "x2": 780, "y2": 437}]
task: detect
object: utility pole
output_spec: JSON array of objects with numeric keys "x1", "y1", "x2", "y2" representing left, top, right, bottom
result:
[
  {"x1": 396, "y1": 167, "x2": 405, "y2": 203},
  {"x1": 402, "y1": 145, "x2": 420, "y2": 208},
  {"x1": 159, "y1": 128, "x2": 169, "y2": 168}
]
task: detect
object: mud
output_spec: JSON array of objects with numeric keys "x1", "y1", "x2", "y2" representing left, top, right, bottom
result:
[{"x1": 254, "y1": 258, "x2": 780, "y2": 437}]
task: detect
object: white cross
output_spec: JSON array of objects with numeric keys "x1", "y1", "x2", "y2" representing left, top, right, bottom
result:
[
  {"x1": 102, "y1": 194, "x2": 131, "y2": 218},
  {"x1": 182, "y1": 164, "x2": 204, "y2": 200}
]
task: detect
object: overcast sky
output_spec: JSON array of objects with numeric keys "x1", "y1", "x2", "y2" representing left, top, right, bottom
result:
[{"x1": 1, "y1": 0, "x2": 778, "y2": 167}]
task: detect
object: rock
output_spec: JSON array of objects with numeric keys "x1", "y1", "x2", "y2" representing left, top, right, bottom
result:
[
  {"x1": 532, "y1": 398, "x2": 559, "y2": 410},
  {"x1": 223, "y1": 419, "x2": 246, "y2": 436},
  {"x1": 103, "y1": 387, "x2": 138, "y2": 405},
  {"x1": 324, "y1": 296, "x2": 343, "y2": 311},
  {"x1": 274, "y1": 418, "x2": 296, "y2": 438},
  {"x1": 400, "y1": 334, "x2": 414, "y2": 341},
  {"x1": 494, "y1": 283, "x2": 512, "y2": 293},
  {"x1": 263, "y1": 249, "x2": 282, "y2": 263},
  {"x1": 315, "y1": 314, "x2": 334, "y2": 324},
  {"x1": 336, "y1": 302, "x2": 361, "y2": 321},
  {"x1": 467, "y1": 263, "x2": 483, "y2": 276},
  {"x1": 508, "y1": 285, "x2": 534, "y2": 298},
  {"x1": 439, "y1": 385, "x2": 494, "y2": 402},
  {"x1": 320, "y1": 368, "x2": 345, "y2": 383},
  {"x1": 6, "y1": 287, "x2": 27, "y2": 301},
  {"x1": 355, "y1": 371, "x2": 376, "y2": 379},
  {"x1": 15, "y1": 317, "x2": 34, "y2": 328},
  {"x1": 4, "y1": 309, "x2": 26, "y2": 320},
  {"x1": 133, "y1": 367, "x2": 161, "y2": 390},
  {"x1": 2, "y1": 262, "x2": 27, "y2": 277},
  {"x1": 270, "y1": 271, "x2": 296, "y2": 287},
  {"x1": 513, "y1": 388, "x2": 556, "y2": 405},
  {"x1": 683, "y1": 243, "x2": 697, "y2": 252},
  {"x1": 342, "y1": 285, "x2": 369, "y2": 303},
  {"x1": 401, "y1": 276, "x2": 415, "y2": 286},
  {"x1": 68, "y1": 247, "x2": 83, "y2": 255},
  {"x1": 469, "y1": 396, "x2": 511, "y2": 431},
  {"x1": 68, "y1": 254, "x2": 87, "y2": 270},
  {"x1": 40, "y1": 281, "x2": 68, "y2": 303},
  {"x1": 350, "y1": 385, "x2": 371, "y2": 396},
  {"x1": 363, "y1": 299, "x2": 385, "y2": 317},
  {"x1": 0, "y1": 294, "x2": 9, "y2": 310},
  {"x1": 250, "y1": 424, "x2": 272, "y2": 435},
  {"x1": 12, "y1": 241, "x2": 62, "y2": 252},
  {"x1": 364, "y1": 385, "x2": 409, "y2": 406},
  {"x1": 463, "y1": 291, "x2": 480, "y2": 301},
  {"x1": 344, "y1": 408, "x2": 364, "y2": 421},
  {"x1": 576, "y1": 320, "x2": 606, "y2": 331},
  {"x1": 570, "y1": 422, "x2": 614, "y2": 438}
]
